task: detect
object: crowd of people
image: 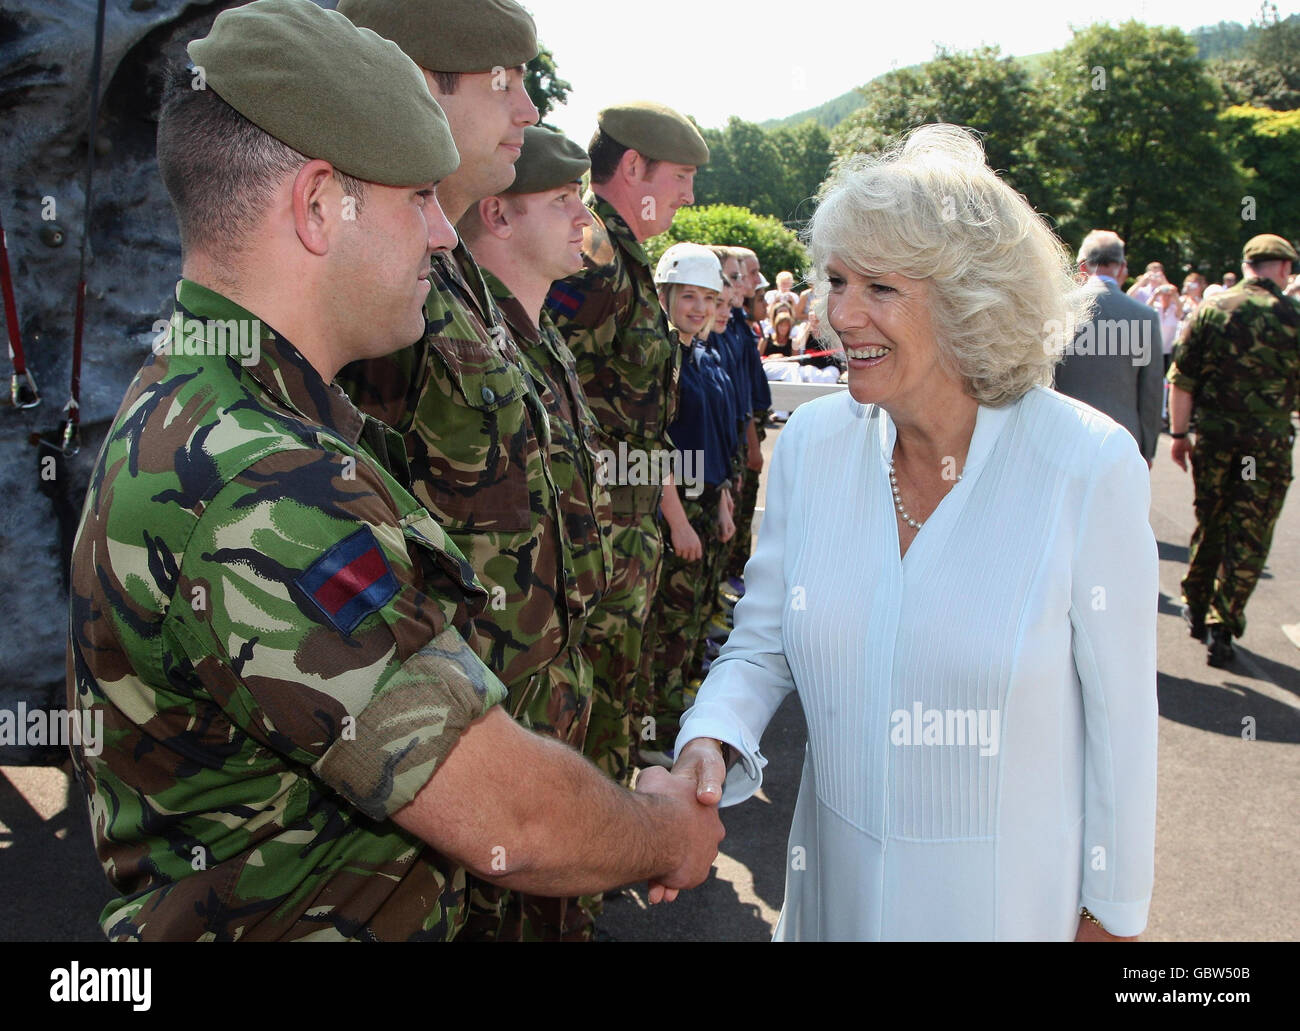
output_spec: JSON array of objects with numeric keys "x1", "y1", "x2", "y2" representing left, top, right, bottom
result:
[{"x1": 59, "y1": 0, "x2": 1296, "y2": 945}]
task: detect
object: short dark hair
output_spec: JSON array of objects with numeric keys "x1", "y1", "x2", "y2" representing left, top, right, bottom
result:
[
  {"x1": 428, "y1": 70, "x2": 461, "y2": 95},
  {"x1": 587, "y1": 128, "x2": 660, "y2": 185},
  {"x1": 156, "y1": 63, "x2": 365, "y2": 258}
]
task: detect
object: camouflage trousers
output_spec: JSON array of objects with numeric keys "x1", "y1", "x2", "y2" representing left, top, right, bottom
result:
[
  {"x1": 581, "y1": 491, "x2": 664, "y2": 785},
  {"x1": 512, "y1": 632, "x2": 593, "y2": 750},
  {"x1": 723, "y1": 457, "x2": 761, "y2": 584},
  {"x1": 1183, "y1": 434, "x2": 1293, "y2": 638},
  {"x1": 643, "y1": 485, "x2": 724, "y2": 754}
]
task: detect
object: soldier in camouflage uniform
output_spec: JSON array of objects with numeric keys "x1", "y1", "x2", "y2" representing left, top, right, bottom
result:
[
  {"x1": 1168, "y1": 233, "x2": 1300, "y2": 667},
  {"x1": 459, "y1": 125, "x2": 616, "y2": 937},
  {"x1": 65, "y1": 0, "x2": 724, "y2": 941},
  {"x1": 546, "y1": 102, "x2": 709, "y2": 781},
  {"x1": 723, "y1": 248, "x2": 773, "y2": 589},
  {"x1": 335, "y1": 0, "x2": 598, "y2": 939},
  {"x1": 336, "y1": 0, "x2": 575, "y2": 714}
]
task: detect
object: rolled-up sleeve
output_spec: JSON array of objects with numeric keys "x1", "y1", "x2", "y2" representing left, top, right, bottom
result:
[
  {"x1": 1068, "y1": 429, "x2": 1159, "y2": 936},
  {"x1": 171, "y1": 449, "x2": 507, "y2": 822},
  {"x1": 677, "y1": 409, "x2": 798, "y2": 806}
]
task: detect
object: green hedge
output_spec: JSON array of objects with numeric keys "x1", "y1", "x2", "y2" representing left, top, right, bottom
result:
[{"x1": 644, "y1": 204, "x2": 812, "y2": 288}]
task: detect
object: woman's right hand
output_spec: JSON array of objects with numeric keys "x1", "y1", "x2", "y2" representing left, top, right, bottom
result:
[
  {"x1": 671, "y1": 737, "x2": 728, "y2": 806},
  {"x1": 671, "y1": 521, "x2": 703, "y2": 561}
]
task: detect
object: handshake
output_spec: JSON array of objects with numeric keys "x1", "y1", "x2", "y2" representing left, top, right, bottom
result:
[{"x1": 633, "y1": 738, "x2": 731, "y2": 903}]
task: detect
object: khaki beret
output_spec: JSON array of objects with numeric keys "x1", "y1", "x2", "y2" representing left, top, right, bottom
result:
[
  {"x1": 597, "y1": 101, "x2": 710, "y2": 167},
  {"x1": 1242, "y1": 234, "x2": 1298, "y2": 264},
  {"x1": 338, "y1": 0, "x2": 538, "y2": 73},
  {"x1": 503, "y1": 126, "x2": 589, "y2": 195},
  {"x1": 188, "y1": 0, "x2": 458, "y2": 186}
]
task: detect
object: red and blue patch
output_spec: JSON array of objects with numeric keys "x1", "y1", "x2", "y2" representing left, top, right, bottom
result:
[
  {"x1": 545, "y1": 281, "x2": 584, "y2": 317},
  {"x1": 296, "y1": 526, "x2": 399, "y2": 635}
]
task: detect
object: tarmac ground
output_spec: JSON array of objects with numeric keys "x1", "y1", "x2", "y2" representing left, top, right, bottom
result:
[{"x1": 2, "y1": 424, "x2": 1297, "y2": 942}]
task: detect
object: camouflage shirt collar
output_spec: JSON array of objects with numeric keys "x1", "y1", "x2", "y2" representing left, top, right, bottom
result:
[
  {"x1": 175, "y1": 278, "x2": 364, "y2": 445},
  {"x1": 440, "y1": 241, "x2": 500, "y2": 328},
  {"x1": 479, "y1": 268, "x2": 541, "y2": 346},
  {"x1": 587, "y1": 193, "x2": 651, "y2": 267},
  {"x1": 1242, "y1": 275, "x2": 1286, "y2": 300}
]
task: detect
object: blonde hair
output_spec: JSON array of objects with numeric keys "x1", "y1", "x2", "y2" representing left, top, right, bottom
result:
[{"x1": 805, "y1": 124, "x2": 1091, "y2": 406}]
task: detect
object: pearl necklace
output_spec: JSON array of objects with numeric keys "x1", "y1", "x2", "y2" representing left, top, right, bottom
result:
[{"x1": 889, "y1": 457, "x2": 962, "y2": 529}]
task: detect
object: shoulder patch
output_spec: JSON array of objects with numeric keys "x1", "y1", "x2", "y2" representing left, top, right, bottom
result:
[
  {"x1": 546, "y1": 280, "x2": 585, "y2": 317},
  {"x1": 296, "y1": 526, "x2": 399, "y2": 635}
]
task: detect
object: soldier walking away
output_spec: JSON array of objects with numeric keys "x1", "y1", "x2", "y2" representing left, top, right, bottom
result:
[{"x1": 1167, "y1": 233, "x2": 1300, "y2": 667}]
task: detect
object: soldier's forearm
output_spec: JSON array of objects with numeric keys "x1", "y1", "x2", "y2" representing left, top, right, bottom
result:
[
  {"x1": 393, "y1": 707, "x2": 691, "y2": 896},
  {"x1": 1169, "y1": 387, "x2": 1194, "y2": 434}
]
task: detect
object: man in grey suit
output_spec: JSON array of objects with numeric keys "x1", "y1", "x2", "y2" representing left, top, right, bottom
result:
[{"x1": 1054, "y1": 230, "x2": 1164, "y2": 464}]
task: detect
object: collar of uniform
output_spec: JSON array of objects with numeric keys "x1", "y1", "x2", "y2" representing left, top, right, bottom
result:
[
  {"x1": 436, "y1": 241, "x2": 503, "y2": 329},
  {"x1": 1242, "y1": 275, "x2": 1286, "y2": 300},
  {"x1": 479, "y1": 267, "x2": 541, "y2": 346},
  {"x1": 587, "y1": 193, "x2": 650, "y2": 267},
  {"x1": 174, "y1": 278, "x2": 364, "y2": 445}
]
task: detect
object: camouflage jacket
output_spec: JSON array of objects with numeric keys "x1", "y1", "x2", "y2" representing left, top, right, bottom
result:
[
  {"x1": 545, "y1": 193, "x2": 681, "y2": 459},
  {"x1": 1168, "y1": 276, "x2": 1300, "y2": 442},
  {"x1": 339, "y1": 243, "x2": 573, "y2": 694},
  {"x1": 66, "y1": 279, "x2": 507, "y2": 941},
  {"x1": 483, "y1": 268, "x2": 614, "y2": 628}
]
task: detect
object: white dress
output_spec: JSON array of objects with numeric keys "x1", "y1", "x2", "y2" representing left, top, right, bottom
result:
[{"x1": 677, "y1": 386, "x2": 1158, "y2": 941}]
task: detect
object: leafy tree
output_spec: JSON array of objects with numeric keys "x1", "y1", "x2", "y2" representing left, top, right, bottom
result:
[
  {"x1": 831, "y1": 47, "x2": 1059, "y2": 214},
  {"x1": 1219, "y1": 104, "x2": 1300, "y2": 245},
  {"x1": 769, "y1": 120, "x2": 835, "y2": 224},
  {"x1": 1041, "y1": 21, "x2": 1243, "y2": 274},
  {"x1": 645, "y1": 204, "x2": 810, "y2": 285},
  {"x1": 526, "y1": 44, "x2": 572, "y2": 125},
  {"x1": 1212, "y1": 8, "x2": 1300, "y2": 110},
  {"x1": 692, "y1": 118, "x2": 833, "y2": 224}
]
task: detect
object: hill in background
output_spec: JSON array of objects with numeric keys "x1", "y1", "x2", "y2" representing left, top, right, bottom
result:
[{"x1": 758, "y1": 14, "x2": 1297, "y2": 131}]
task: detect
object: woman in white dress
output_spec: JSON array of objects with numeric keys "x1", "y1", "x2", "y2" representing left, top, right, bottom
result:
[{"x1": 669, "y1": 125, "x2": 1158, "y2": 941}]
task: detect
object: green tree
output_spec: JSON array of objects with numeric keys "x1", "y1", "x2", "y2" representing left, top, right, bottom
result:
[
  {"x1": 831, "y1": 47, "x2": 1058, "y2": 213},
  {"x1": 645, "y1": 204, "x2": 810, "y2": 284},
  {"x1": 1041, "y1": 21, "x2": 1243, "y2": 274},
  {"x1": 769, "y1": 120, "x2": 834, "y2": 224},
  {"x1": 526, "y1": 44, "x2": 572, "y2": 125},
  {"x1": 1212, "y1": 8, "x2": 1300, "y2": 110},
  {"x1": 1219, "y1": 104, "x2": 1300, "y2": 243}
]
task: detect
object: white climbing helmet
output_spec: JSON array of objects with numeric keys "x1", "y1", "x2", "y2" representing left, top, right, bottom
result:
[{"x1": 654, "y1": 243, "x2": 724, "y2": 292}]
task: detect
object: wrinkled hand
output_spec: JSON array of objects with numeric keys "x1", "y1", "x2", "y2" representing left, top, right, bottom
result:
[
  {"x1": 635, "y1": 764, "x2": 725, "y2": 903},
  {"x1": 1170, "y1": 436, "x2": 1192, "y2": 472},
  {"x1": 670, "y1": 521, "x2": 703, "y2": 562}
]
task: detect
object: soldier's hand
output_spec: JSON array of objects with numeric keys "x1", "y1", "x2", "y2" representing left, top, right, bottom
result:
[
  {"x1": 1170, "y1": 436, "x2": 1192, "y2": 472},
  {"x1": 671, "y1": 522, "x2": 703, "y2": 561},
  {"x1": 747, "y1": 445, "x2": 764, "y2": 472},
  {"x1": 635, "y1": 765, "x2": 724, "y2": 896}
]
